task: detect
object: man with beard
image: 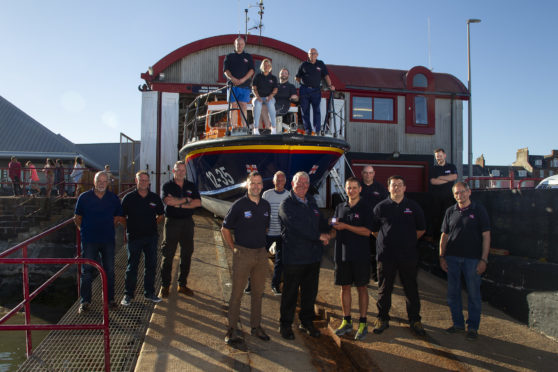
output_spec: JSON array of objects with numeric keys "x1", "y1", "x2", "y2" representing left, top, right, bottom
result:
[{"x1": 430, "y1": 148, "x2": 458, "y2": 239}]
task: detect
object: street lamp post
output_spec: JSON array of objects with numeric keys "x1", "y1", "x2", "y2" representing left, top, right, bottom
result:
[{"x1": 467, "y1": 18, "x2": 481, "y2": 181}]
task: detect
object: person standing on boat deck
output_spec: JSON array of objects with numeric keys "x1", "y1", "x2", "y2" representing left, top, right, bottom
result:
[
  {"x1": 251, "y1": 59, "x2": 278, "y2": 134},
  {"x1": 371, "y1": 175, "x2": 427, "y2": 336},
  {"x1": 8, "y1": 156, "x2": 22, "y2": 196},
  {"x1": 274, "y1": 68, "x2": 299, "y2": 129},
  {"x1": 430, "y1": 148, "x2": 458, "y2": 239},
  {"x1": 278, "y1": 171, "x2": 330, "y2": 340},
  {"x1": 330, "y1": 177, "x2": 373, "y2": 341},
  {"x1": 222, "y1": 172, "x2": 271, "y2": 345},
  {"x1": 74, "y1": 171, "x2": 124, "y2": 314},
  {"x1": 296, "y1": 48, "x2": 335, "y2": 135},
  {"x1": 439, "y1": 181, "x2": 490, "y2": 340},
  {"x1": 159, "y1": 161, "x2": 201, "y2": 298},
  {"x1": 224, "y1": 36, "x2": 254, "y2": 128},
  {"x1": 360, "y1": 165, "x2": 388, "y2": 282},
  {"x1": 120, "y1": 171, "x2": 165, "y2": 306}
]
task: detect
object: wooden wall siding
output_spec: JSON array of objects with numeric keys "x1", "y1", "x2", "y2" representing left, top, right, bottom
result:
[
  {"x1": 345, "y1": 95, "x2": 463, "y2": 167},
  {"x1": 161, "y1": 45, "x2": 303, "y2": 85}
]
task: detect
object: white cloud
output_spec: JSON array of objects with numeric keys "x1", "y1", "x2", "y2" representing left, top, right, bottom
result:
[
  {"x1": 102, "y1": 111, "x2": 119, "y2": 129},
  {"x1": 60, "y1": 90, "x2": 86, "y2": 113}
]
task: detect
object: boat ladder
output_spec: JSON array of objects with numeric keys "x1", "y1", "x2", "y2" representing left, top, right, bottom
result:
[{"x1": 329, "y1": 167, "x2": 347, "y2": 201}]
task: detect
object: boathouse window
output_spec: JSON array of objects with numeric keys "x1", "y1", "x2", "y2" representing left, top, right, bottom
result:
[
  {"x1": 350, "y1": 95, "x2": 396, "y2": 123},
  {"x1": 405, "y1": 66, "x2": 435, "y2": 134}
]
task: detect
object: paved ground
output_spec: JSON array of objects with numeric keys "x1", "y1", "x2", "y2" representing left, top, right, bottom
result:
[{"x1": 135, "y1": 212, "x2": 558, "y2": 372}]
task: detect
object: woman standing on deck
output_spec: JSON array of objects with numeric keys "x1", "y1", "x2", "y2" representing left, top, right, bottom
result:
[
  {"x1": 251, "y1": 59, "x2": 278, "y2": 134},
  {"x1": 70, "y1": 156, "x2": 85, "y2": 197},
  {"x1": 25, "y1": 161, "x2": 41, "y2": 196},
  {"x1": 43, "y1": 158, "x2": 55, "y2": 198}
]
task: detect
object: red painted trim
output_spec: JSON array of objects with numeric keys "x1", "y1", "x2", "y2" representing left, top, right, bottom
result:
[
  {"x1": 405, "y1": 93, "x2": 435, "y2": 135},
  {"x1": 349, "y1": 93, "x2": 398, "y2": 124},
  {"x1": 143, "y1": 34, "x2": 307, "y2": 83},
  {"x1": 406, "y1": 66, "x2": 434, "y2": 91},
  {"x1": 349, "y1": 159, "x2": 430, "y2": 192}
]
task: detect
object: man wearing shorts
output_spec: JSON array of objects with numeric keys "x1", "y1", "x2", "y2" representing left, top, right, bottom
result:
[{"x1": 224, "y1": 37, "x2": 254, "y2": 127}]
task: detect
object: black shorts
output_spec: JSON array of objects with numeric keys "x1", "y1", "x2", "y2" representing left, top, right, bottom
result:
[{"x1": 335, "y1": 260, "x2": 370, "y2": 287}]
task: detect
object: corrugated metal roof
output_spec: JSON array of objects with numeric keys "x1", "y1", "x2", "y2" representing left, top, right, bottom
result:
[
  {"x1": 0, "y1": 94, "x2": 79, "y2": 154},
  {"x1": 328, "y1": 65, "x2": 468, "y2": 95}
]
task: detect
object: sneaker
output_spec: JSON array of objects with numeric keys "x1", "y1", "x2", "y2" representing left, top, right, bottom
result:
[
  {"x1": 251, "y1": 326, "x2": 270, "y2": 341},
  {"x1": 121, "y1": 295, "x2": 132, "y2": 306},
  {"x1": 244, "y1": 285, "x2": 251, "y2": 295},
  {"x1": 145, "y1": 294, "x2": 162, "y2": 303},
  {"x1": 271, "y1": 286, "x2": 281, "y2": 296},
  {"x1": 334, "y1": 319, "x2": 353, "y2": 336},
  {"x1": 410, "y1": 321, "x2": 426, "y2": 337},
  {"x1": 178, "y1": 286, "x2": 194, "y2": 296},
  {"x1": 373, "y1": 319, "x2": 389, "y2": 334},
  {"x1": 466, "y1": 329, "x2": 478, "y2": 340},
  {"x1": 445, "y1": 325, "x2": 465, "y2": 334},
  {"x1": 299, "y1": 323, "x2": 320, "y2": 338},
  {"x1": 160, "y1": 286, "x2": 169, "y2": 298},
  {"x1": 279, "y1": 326, "x2": 295, "y2": 340},
  {"x1": 225, "y1": 328, "x2": 242, "y2": 345},
  {"x1": 253, "y1": 127, "x2": 260, "y2": 135},
  {"x1": 78, "y1": 302, "x2": 90, "y2": 314},
  {"x1": 270, "y1": 126, "x2": 277, "y2": 135},
  {"x1": 354, "y1": 322, "x2": 368, "y2": 341}
]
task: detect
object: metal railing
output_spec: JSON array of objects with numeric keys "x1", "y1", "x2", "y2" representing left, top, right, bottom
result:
[{"x1": 465, "y1": 173, "x2": 543, "y2": 190}]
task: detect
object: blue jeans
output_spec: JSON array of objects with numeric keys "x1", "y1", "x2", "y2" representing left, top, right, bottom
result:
[
  {"x1": 80, "y1": 242, "x2": 115, "y2": 304},
  {"x1": 446, "y1": 256, "x2": 482, "y2": 330},
  {"x1": 252, "y1": 97, "x2": 276, "y2": 128},
  {"x1": 124, "y1": 235, "x2": 159, "y2": 297},
  {"x1": 299, "y1": 85, "x2": 322, "y2": 133}
]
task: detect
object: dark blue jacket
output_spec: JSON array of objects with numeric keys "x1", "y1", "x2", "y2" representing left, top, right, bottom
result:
[{"x1": 279, "y1": 191, "x2": 329, "y2": 265}]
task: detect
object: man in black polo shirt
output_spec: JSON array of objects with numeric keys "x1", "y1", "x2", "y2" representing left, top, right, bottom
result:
[
  {"x1": 121, "y1": 171, "x2": 165, "y2": 306},
  {"x1": 440, "y1": 181, "x2": 490, "y2": 340},
  {"x1": 221, "y1": 172, "x2": 271, "y2": 345},
  {"x1": 296, "y1": 48, "x2": 335, "y2": 135},
  {"x1": 371, "y1": 175, "x2": 427, "y2": 336},
  {"x1": 330, "y1": 177, "x2": 372, "y2": 341},
  {"x1": 430, "y1": 148, "x2": 458, "y2": 239},
  {"x1": 360, "y1": 165, "x2": 388, "y2": 281},
  {"x1": 224, "y1": 36, "x2": 255, "y2": 127},
  {"x1": 159, "y1": 161, "x2": 201, "y2": 298},
  {"x1": 275, "y1": 68, "x2": 299, "y2": 128}
]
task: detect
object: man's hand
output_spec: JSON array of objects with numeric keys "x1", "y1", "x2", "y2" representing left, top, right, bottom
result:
[
  {"x1": 331, "y1": 221, "x2": 347, "y2": 231},
  {"x1": 439, "y1": 257, "x2": 448, "y2": 272},
  {"x1": 319, "y1": 233, "x2": 330, "y2": 246},
  {"x1": 476, "y1": 260, "x2": 487, "y2": 275}
]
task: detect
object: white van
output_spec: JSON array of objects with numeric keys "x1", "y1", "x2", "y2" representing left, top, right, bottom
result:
[{"x1": 535, "y1": 175, "x2": 558, "y2": 189}]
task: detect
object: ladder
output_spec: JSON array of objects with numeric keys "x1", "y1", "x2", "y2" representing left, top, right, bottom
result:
[{"x1": 329, "y1": 167, "x2": 347, "y2": 202}]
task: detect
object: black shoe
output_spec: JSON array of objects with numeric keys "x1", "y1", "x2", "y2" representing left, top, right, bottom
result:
[
  {"x1": 466, "y1": 329, "x2": 478, "y2": 340},
  {"x1": 244, "y1": 285, "x2": 251, "y2": 295},
  {"x1": 298, "y1": 323, "x2": 320, "y2": 338},
  {"x1": 271, "y1": 286, "x2": 281, "y2": 296},
  {"x1": 372, "y1": 318, "x2": 389, "y2": 334},
  {"x1": 279, "y1": 326, "x2": 295, "y2": 340},
  {"x1": 251, "y1": 326, "x2": 270, "y2": 341},
  {"x1": 446, "y1": 325, "x2": 465, "y2": 334},
  {"x1": 410, "y1": 321, "x2": 426, "y2": 337},
  {"x1": 225, "y1": 328, "x2": 242, "y2": 345}
]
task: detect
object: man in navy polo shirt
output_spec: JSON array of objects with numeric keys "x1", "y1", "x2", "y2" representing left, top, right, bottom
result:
[
  {"x1": 159, "y1": 161, "x2": 201, "y2": 298},
  {"x1": 74, "y1": 171, "x2": 124, "y2": 314},
  {"x1": 330, "y1": 177, "x2": 373, "y2": 341},
  {"x1": 224, "y1": 36, "x2": 255, "y2": 128},
  {"x1": 371, "y1": 175, "x2": 427, "y2": 336},
  {"x1": 296, "y1": 48, "x2": 335, "y2": 135},
  {"x1": 120, "y1": 170, "x2": 165, "y2": 306},
  {"x1": 278, "y1": 171, "x2": 330, "y2": 340},
  {"x1": 440, "y1": 182, "x2": 490, "y2": 340},
  {"x1": 430, "y1": 148, "x2": 458, "y2": 238},
  {"x1": 274, "y1": 68, "x2": 299, "y2": 128},
  {"x1": 360, "y1": 165, "x2": 388, "y2": 282},
  {"x1": 221, "y1": 171, "x2": 271, "y2": 345}
]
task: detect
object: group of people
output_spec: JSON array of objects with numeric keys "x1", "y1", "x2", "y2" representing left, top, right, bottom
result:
[
  {"x1": 223, "y1": 37, "x2": 333, "y2": 135},
  {"x1": 7, "y1": 155, "x2": 116, "y2": 198},
  {"x1": 222, "y1": 147, "x2": 490, "y2": 345},
  {"x1": 73, "y1": 161, "x2": 201, "y2": 313}
]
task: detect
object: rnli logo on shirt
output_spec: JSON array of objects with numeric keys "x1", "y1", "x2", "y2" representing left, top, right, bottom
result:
[
  {"x1": 354, "y1": 213, "x2": 360, "y2": 219},
  {"x1": 244, "y1": 211, "x2": 252, "y2": 219},
  {"x1": 264, "y1": 211, "x2": 269, "y2": 217},
  {"x1": 317, "y1": 67, "x2": 322, "y2": 71},
  {"x1": 149, "y1": 202, "x2": 157, "y2": 208},
  {"x1": 313, "y1": 209, "x2": 319, "y2": 216},
  {"x1": 469, "y1": 214, "x2": 475, "y2": 219},
  {"x1": 269, "y1": 79, "x2": 273, "y2": 83},
  {"x1": 373, "y1": 191, "x2": 380, "y2": 196},
  {"x1": 445, "y1": 170, "x2": 451, "y2": 174},
  {"x1": 243, "y1": 58, "x2": 249, "y2": 63},
  {"x1": 404, "y1": 208, "x2": 413, "y2": 214}
]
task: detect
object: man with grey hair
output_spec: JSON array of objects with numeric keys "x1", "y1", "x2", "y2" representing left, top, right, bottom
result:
[
  {"x1": 159, "y1": 161, "x2": 201, "y2": 298},
  {"x1": 74, "y1": 171, "x2": 124, "y2": 314},
  {"x1": 278, "y1": 171, "x2": 330, "y2": 340}
]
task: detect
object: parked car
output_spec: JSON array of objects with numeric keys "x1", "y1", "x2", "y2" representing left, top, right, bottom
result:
[{"x1": 535, "y1": 175, "x2": 558, "y2": 189}]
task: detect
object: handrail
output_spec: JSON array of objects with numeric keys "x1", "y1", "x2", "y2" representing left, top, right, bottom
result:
[{"x1": 464, "y1": 175, "x2": 543, "y2": 190}]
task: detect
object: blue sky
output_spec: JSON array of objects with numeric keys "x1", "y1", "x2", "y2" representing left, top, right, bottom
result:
[{"x1": 1, "y1": 0, "x2": 556, "y2": 165}]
